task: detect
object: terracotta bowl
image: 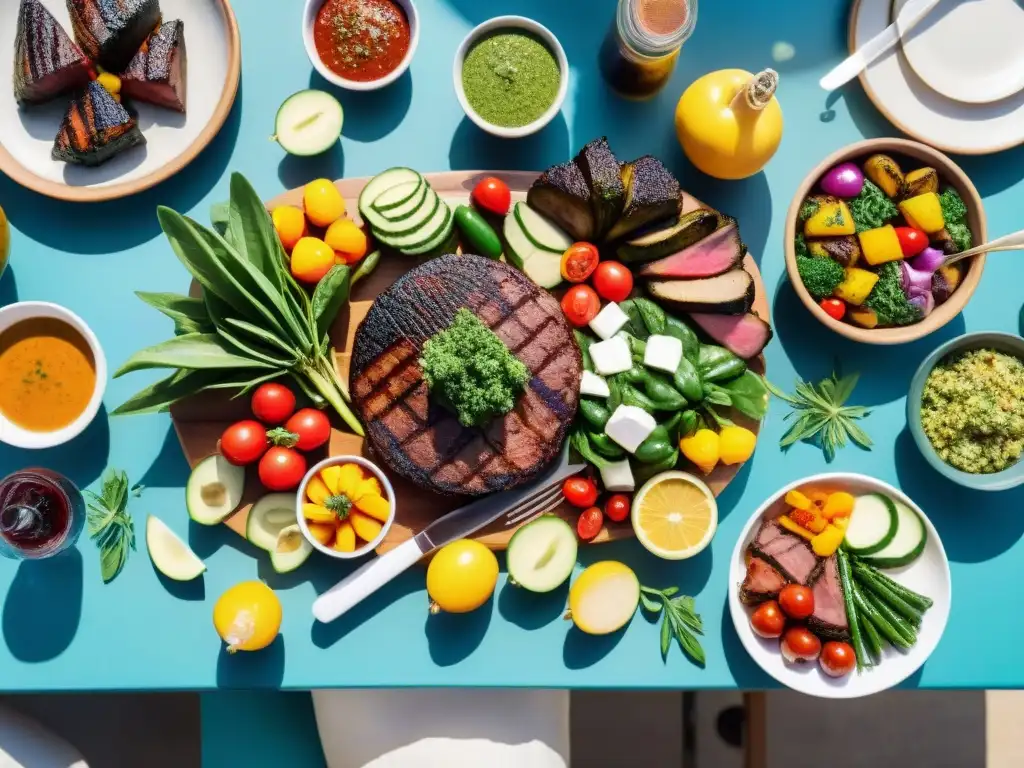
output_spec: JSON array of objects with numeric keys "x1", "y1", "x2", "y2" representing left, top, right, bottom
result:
[{"x1": 784, "y1": 138, "x2": 986, "y2": 345}]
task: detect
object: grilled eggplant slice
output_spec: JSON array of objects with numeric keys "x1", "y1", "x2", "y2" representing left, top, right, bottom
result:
[
  {"x1": 607, "y1": 155, "x2": 681, "y2": 241},
  {"x1": 66, "y1": 0, "x2": 160, "y2": 72},
  {"x1": 618, "y1": 209, "x2": 720, "y2": 263},
  {"x1": 13, "y1": 0, "x2": 91, "y2": 105},
  {"x1": 527, "y1": 160, "x2": 595, "y2": 241},
  {"x1": 574, "y1": 137, "x2": 625, "y2": 238},
  {"x1": 52, "y1": 81, "x2": 146, "y2": 166},
  {"x1": 121, "y1": 20, "x2": 188, "y2": 113},
  {"x1": 646, "y1": 269, "x2": 755, "y2": 315}
]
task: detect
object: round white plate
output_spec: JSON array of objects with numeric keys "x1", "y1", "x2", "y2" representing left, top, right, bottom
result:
[
  {"x1": 728, "y1": 473, "x2": 951, "y2": 699},
  {"x1": 899, "y1": 0, "x2": 1024, "y2": 104},
  {"x1": 0, "y1": 0, "x2": 240, "y2": 202},
  {"x1": 852, "y1": 0, "x2": 1024, "y2": 154}
]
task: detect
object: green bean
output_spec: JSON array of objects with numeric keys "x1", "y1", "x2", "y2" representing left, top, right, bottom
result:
[
  {"x1": 607, "y1": 376, "x2": 623, "y2": 412},
  {"x1": 836, "y1": 549, "x2": 870, "y2": 671},
  {"x1": 578, "y1": 399, "x2": 610, "y2": 430},
  {"x1": 851, "y1": 561, "x2": 933, "y2": 612},
  {"x1": 859, "y1": 611, "x2": 883, "y2": 666},
  {"x1": 643, "y1": 372, "x2": 687, "y2": 410},
  {"x1": 852, "y1": 585, "x2": 912, "y2": 650},
  {"x1": 854, "y1": 568, "x2": 923, "y2": 628},
  {"x1": 860, "y1": 586, "x2": 917, "y2": 646},
  {"x1": 587, "y1": 431, "x2": 625, "y2": 459},
  {"x1": 622, "y1": 384, "x2": 661, "y2": 413}
]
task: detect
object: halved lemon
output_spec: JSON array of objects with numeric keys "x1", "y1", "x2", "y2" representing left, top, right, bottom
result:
[{"x1": 631, "y1": 471, "x2": 718, "y2": 560}]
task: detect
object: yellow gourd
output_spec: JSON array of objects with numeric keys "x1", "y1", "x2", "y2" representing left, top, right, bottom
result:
[
  {"x1": 804, "y1": 199, "x2": 855, "y2": 237},
  {"x1": 848, "y1": 306, "x2": 879, "y2": 329},
  {"x1": 675, "y1": 68, "x2": 783, "y2": 180}
]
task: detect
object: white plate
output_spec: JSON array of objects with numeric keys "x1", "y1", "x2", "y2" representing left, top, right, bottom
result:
[
  {"x1": 0, "y1": 0, "x2": 240, "y2": 202},
  {"x1": 728, "y1": 473, "x2": 951, "y2": 699},
  {"x1": 853, "y1": 0, "x2": 1024, "y2": 154},
  {"x1": 900, "y1": 0, "x2": 1024, "y2": 104}
]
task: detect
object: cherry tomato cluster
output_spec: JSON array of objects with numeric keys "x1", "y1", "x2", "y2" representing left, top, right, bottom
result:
[
  {"x1": 561, "y1": 476, "x2": 631, "y2": 541},
  {"x1": 559, "y1": 241, "x2": 634, "y2": 327},
  {"x1": 220, "y1": 383, "x2": 332, "y2": 492}
]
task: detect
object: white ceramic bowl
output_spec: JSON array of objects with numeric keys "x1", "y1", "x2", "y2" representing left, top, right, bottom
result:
[
  {"x1": 0, "y1": 302, "x2": 106, "y2": 450},
  {"x1": 453, "y1": 16, "x2": 569, "y2": 139},
  {"x1": 302, "y1": 0, "x2": 419, "y2": 91},
  {"x1": 728, "y1": 473, "x2": 951, "y2": 699},
  {"x1": 295, "y1": 455, "x2": 396, "y2": 559}
]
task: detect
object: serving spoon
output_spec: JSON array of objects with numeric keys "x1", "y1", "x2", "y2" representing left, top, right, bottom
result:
[{"x1": 943, "y1": 228, "x2": 1024, "y2": 267}]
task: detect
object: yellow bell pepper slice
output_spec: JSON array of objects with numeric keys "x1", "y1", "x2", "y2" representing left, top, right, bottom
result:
[
  {"x1": 320, "y1": 466, "x2": 343, "y2": 495},
  {"x1": 822, "y1": 491, "x2": 855, "y2": 520},
  {"x1": 307, "y1": 522, "x2": 335, "y2": 546},
  {"x1": 351, "y1": 512, "x2": 383, "y2": 543},
  {"x1": 355, "y1": 493, "x2": 391, "y2": 523},
  {"x1": 334, "y1": 522, "x2": 356, "y2": 552},
  {"x1": 335, "y1": 463, "x2": 364, "y2": 497},
  {"x1": 777, "y1": 515, "x2": 816, "y2": 541},
  {"x1": 784, "y1": 490, "x2": 812, "y2": 511},
  {"x1": 303, "y1": 503, "x2": 335, "y2": 524},
  {"x1": 811, "y1": 524, "x2": 846, "y2": 557}
]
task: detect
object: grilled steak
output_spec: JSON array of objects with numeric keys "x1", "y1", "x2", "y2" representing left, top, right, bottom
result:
[
  {"x1": 740, "y1": 555, "x2": 788, "y2": 604},
  {"x1": 13, "y1": 0, "x2": 91, "y2": 105},
  {"x1": 807, "y1": 554, "x2": 850, "y2": 641},
  {"x1": 52, "y1": 80, "x2": 145, "y2": 166},
  {"x1": 66, "y1": 0, "x2": 160, "y2": 72},
  {"x1": 646, "y1": 269, "x2": 756, "y2": 316},
  {"x1": 749, "y1": 519, "x2": 823, "y2": 586},
  {"x1": 689, "y1": 312, "x2": 773, "y2": 360},
  {"x1": 121, "y1": 20, "x2": 187, "y2": 112},
  {"x1": 351, "y1": 254, "x2": 581, "y2": 496}
]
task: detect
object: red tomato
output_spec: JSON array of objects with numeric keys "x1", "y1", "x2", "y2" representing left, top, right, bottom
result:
[
  {"x1": 778, "y1": 584, "x2": 815, "y2": 620},
  {"x1": 819, "y1": 297, "x2": 846, "y2": 321},
  {"x1": 820, "y1": 641, "x2": 856, "y2": 678},
  {"x1": 592, "y1": 261, "x2": 634, "y2": 302},
  {"x1": 220, "y1": 420, "x2": 268, "y2": 465},
  {"x1": 285, "y1": 408, "x2": 332, "y2": 451},
  {"x1": 560, "y1": 285, "x2": 601, "y2": 327},
  {"x1": 576, "y1": 506, "x2": 604, "y2": 541},
  {"x1": 604, "y1": 493, "x2": 630, "y2": 522},
  {"x1": 750, "y1": 600, "x2": 786, "y2": 639},
  {"x1": 780, "y1": 626, "x2": 822, "y2": 663},
  {"x1": 472, "y1": 177, "x2": 511, "y2": 216},
  {"x1": 894, "y1": 226, "x2": 928, "y2": 257},
  {"x1": 251, "y1": 383, "x2": 296, "y2": 425},
  {"x1": 563, "y1": 476, "x2": 599, "y2": 508},
  {"x1": 560, "y1": 242, "x2": 600, "y2": 283},
  {"x1": 258, "y1": 446, "x2": 307, "y2": 491}
]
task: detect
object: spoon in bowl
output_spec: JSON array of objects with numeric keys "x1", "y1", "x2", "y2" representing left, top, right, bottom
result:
[{"x1": 943, "y1": 228, "x2": 1024, "y2": 267}]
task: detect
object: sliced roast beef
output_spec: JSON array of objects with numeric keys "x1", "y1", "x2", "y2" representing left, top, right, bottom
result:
[
  {"x1": 645, "y1": 269, "x2": 755, "y2": 315},
  {"x1": 740, "y1": 556, "x2": 788, "y2": 604},
  {"x1": 637, "y1": 220, "x2": 745, "y2": 279},
  {"x1": 807, "y1": 554, "x2": 850, "y2": 641},
  {"x1": 749, "y1": 519, "x2": 823, "y2": 586},
  {"x1": 689, "y1": 312, "x2": 773, "y2": 360}
]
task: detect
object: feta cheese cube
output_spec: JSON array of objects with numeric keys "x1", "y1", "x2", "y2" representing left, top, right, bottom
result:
[
  {"x1": 580, "y1": 370, "x2": 610, "y2": 398},
  {"x1": 589, "y1": 302, "x2": 630, "y2": 340},
  {"x1": 600, "y1": 459, "x2": 635, "y2": 492},
  {"x1": 605, "y1": 404, "x2": 657, "y2": 453},
  {"x1": 589, "y1": 336, "x2": 632, "y2": 376},
  {"x1": 644, "y1": 334, "x2": 683, "y2": 373}
]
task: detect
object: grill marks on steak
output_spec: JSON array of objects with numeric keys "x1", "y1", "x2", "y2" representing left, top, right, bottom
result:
[
  {"x1": 807, "y1": 554, "x2": 850, "y2": 641},
  {"x1": 750, "y1": 519, "x2": 824, "y2": 586},
  {"x1": 351, "y1": 255, "x2": 581, "y2": 496},
  {"x1": 740, "y1": 556, "x2": 788, "y2": 604}
]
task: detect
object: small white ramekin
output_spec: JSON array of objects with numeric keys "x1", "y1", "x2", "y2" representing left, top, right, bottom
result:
[
  {"x1": 0, "y1": 301, "x2": 106, "y2": 450},
  {"x1": 453, "y1": 15, "x2": 569, "y2": 139},
  {"x1": 303, "y1": 0, "x2": 419, "y2": 92}
]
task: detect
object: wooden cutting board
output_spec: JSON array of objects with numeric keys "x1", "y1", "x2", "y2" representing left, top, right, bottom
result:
[{"x1": 169, "y1": 171, "x2": 769, "y2": 554}]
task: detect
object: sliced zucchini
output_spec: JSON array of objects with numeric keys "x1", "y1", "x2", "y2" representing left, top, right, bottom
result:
[
  {"x1": 246, "y1": 493, "x2": 299, "y2": 551},
  {"x1": 407, "y1": 220, "x2": 458, "y2": 257},
  {"x1": 502, "y1": 209, "x2": 562, "y2": 287},
  {"x1": 502, "y1": 209, "x2": 534, "y2": 270},
  {"x1": 273, "y1": 90, "x2": 344, "y2": 157},
  {"x1": 843, "y1": 493, "x2": 897, "y2": 556},
  {"x1": 382, "y1": 201, "x2": 451, "y2": 251},
  {"x1": 507, "y1": 516, "x2": 577, "y2": 593},
  {"x1": 357, "y1": 168, "x2": 420, "y2": 223},
  {"x1": 186, "y1": 455, "x2": 245, "y2": 525},
  {"x1": 377, "y1": 178, "x2": 427, "y2": 220},
  {"x1": 861, "y1": 499, "x2": 927, "y2": 569},
  {"x1": 373, "y1": 177, "x2": 422, "y2": 212},
  {"x1": 515, "y1": 202, "x2": 572, "y2": 252},
  {"x1": 369, "y1": 188, "x2": 440, "y2": 237}
]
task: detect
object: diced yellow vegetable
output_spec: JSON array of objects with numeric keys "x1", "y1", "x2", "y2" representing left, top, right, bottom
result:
[
  {"x1": 335, "y1": 463, "x2": 364, "y2": 496},
  {"x1": 303, "y1": 503, "x2": 335, "y2": 524},
  {"x1": 785, "y1": 490, "x2": 812, "y2": 510},
  {"x1": 308, "y1": 522, "x2": 335, "y2": 546},
  {"x1": 321, "y1": 465, "x2": 343, "y2": 495},
  {"x1": 899, "y1": 192, "x2": 945, "y2": 234},
  {"x1": 857, "y1": 225, "x2": 904, "y2": 266},
  {"x1": 306, "y1": 476, "x2": 331, "y2": 505},
  {"x1": 778, "y1": 515, "x2": 816, "y2": 541},
  {"x1": 848, "y1": 306, "x2": 879, "y2": 329},
  {"x1": 833, "y1": 267, "x2": 880, "y2": 306},
  {"x1": 811, "y1": 524, "x2": 846, "y2": 557},
  {"x1": 355, "y1": 493, "x2": 391, "y2": 522},
  {"x1": 808, "y1": 236, "x2": 861, "y2": 267},
  {"x1": 863, "y1": 154, "x2": 905, "y2": 198},
  {"x1": 904, "y1": 167, "x2": 938, "y2": 197},
  {"x1": 350, "y1": 476, "x2": 383, "y2": 503},
  {"x1": 821, "y1": 491, "x2": 855, "y2": 520},
  {"x1": 334, "y1": 521, "x2": 356, "y2": 552},
  {"x1": 789, "y1": 507, "x2": 828, "y2": 534},
  {"x1": 804, "y1": 198, "x2": 855, "y2": 237},
  {"x1": 351, "y1": 512, "x2": 383, "y2": 543},
  {"x1": 833, "y1": 516, "x2": 851, "y2": 531}
]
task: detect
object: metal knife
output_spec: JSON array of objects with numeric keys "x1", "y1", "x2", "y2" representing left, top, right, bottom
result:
[
  {"x1": 312, "y1": 446, "x2": 586, "y2": 623},
  {"x1": 819, "y1": 0, "x2": 941, "y2": 91}
]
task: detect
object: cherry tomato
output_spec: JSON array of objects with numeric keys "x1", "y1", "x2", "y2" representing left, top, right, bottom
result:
[
  {"x1": 894, "y1": 226, "x2": 928, "y2": 257},
  {"x1": 472, "y1": 177, "x2": 511, "y2": 216},
  {"x1": 819, "y1": 297, "x2": 846, "y2": 321},
  {"x1": 576, "y1": 506, "x2": 604, "y2": 541},
  {"x1": 592, "y1": 261, "x2": 634, "y2": 302},
  {"x1": 220, "y1": 420, "x2": 268, "y2": 465},
  {"x1": 820, "y1": 641, "x2": 856, "y2": 678},
  {"x1": 560, "y1": 242, "x2": 600, "y2": 283},
  {"x1": 780, "y1": 626, "x2": 821, "y2": 664},
  {"x1": 604, "y1": 493, "x2": 631, "y2": 522},
  {"x1": 251, "y1": 383, "x2": 296, "y2": 425},
  {"x1": 560, "y1": 285, "x2": 601, "y2": 327},
  {"x1": 750, "y1": 600, "x2": 786, "y2": 639},
  {"x1": 285, "y1": 408, "x2": 332, "y2": 451},
  {"x1": 563, "y1": 476, "x2": 599, "y2": 508},
  {"x1": 778, "y1": 584, "x2": 815, "y2": 620},
  {"x1": 258, "y1": 446, "x2": 308, "y2": 491}
]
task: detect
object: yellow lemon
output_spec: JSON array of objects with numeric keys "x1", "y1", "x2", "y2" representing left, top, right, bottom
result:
[
  {"x1": 565, "y1": 561, "x2": 639, "y2": 635},
  {"x1": 631, "y1": 471, "x2": 717, "y2": 560},
  {"x1": 271, "y1": 205, "x2": 307, "y2": 252},
  {"x1": 303, "y1": 179, "x2": 345, "y2": 228},
  {"x1": 213, "y1": 581, "x2": 282, "y2": 653},
  {"x1": 324, "y1": 219, "x2": 369, "y2": 264},
  {"x1": 718, "y1": 425, "x2": 757, "y2": 465},
  {"x1": 426, "y1": 539, "x2": 498, "y2": 614},
  {"x1": 290, "y1": 236, "x2": 335, "y2": 283}
]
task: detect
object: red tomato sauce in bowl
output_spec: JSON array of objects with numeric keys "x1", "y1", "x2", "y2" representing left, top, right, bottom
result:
[{"x1": 313, "y1": 0, "x2": 411, "y2": 83}]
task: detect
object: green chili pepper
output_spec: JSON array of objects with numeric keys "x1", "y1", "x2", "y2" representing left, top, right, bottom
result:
[
  {"x1": 678, "y1": 409, "x2": 699, "y2": 440},
  {"x1": 621, "y1": 365, "x2": 646, "y2": 385},
  {"x1": 632, "y1": 448, "x2": 680, "y2": 485},
  {"x1": 607, "y1": 375, "x2": 623, "y2": 412},
  {"x1": 673, "y1": 356, "x2": 703, "y2": 403},
  {"x1": 698, "y1": 345, "x2": 746, "y2": 382},
  {"x1": 634, "y1": 424, "x2": 676, "y2": 464},
  {"x1": 588, "y1": 431, "x2": 625, "y2": 459},
  {"x1": 663, "y1": 411, "x2": 683, "y2": 436},
  {"x1": 664, "y1": 316, "x2": 701, "y2": 363},
  {"x1": 578, "y1": 399, "x2": 611, "y2": 429},
  {"x1": 622, "y1": 384, "x2": 660, "y2": 413},
  {"x1": 574, "y1": 330, "x2": 594, "y2": 373},
  {"x1": 643, "y1": 372, "x2": 688, "y2": 410}
]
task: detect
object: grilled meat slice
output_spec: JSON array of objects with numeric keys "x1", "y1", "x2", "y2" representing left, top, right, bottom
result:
[
  {"x1": 646, "y1": 269, "x2": 755, "y2": 315},
  {"x1": 750, "y1": 519, "x2": 823, "y2": 586},
  {"x1": 740, "y1": 555, "x2": 788, "y2": 604},
  {"x1": 527, "y1": 160, "x2": 595, "y2": 241},
  {"x1": 351, "y1": 254, "x2": 581, "y2": 496},
  {"x1": 689, "y1": 311, "x2": 772, "y2": 360},
  {"x1": 574, "y1": 137, "x2": 625, "y2": 239},
  {"x1": 618, "y1": 209, "x2": 720, "y2": 264},
  {"x1": 121, "y1": 20, "x2": 187, "y2": 112},
  {"x1": 52, "y1": 80, "x2": 145, "y2": 166},
  {"x1": 13, "y1": 0, "x2": 91, "y2": 105},
  {"x1": 637, "y1": 219, "x2": 745, "y2": 278},
  {"x1": 66, "y1": 0, "x2": 160, "y2": 72},
  {"x1": 807, "y1": 554, "x2": 850, "y2": 641},
  {"x1": 607, "y1": 155, "x2": 681, "y2": 241}
]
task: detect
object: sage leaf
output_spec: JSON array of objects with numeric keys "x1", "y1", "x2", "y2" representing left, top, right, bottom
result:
[
  {"x1": 351, "y1": 249, "x2": 381, "y2": 288},
  {"x1": 114, "y1": 333, "x2": 276, "y2": 377},
  {"x1": 660, "y1": 614, "x2": 671, "y2": 659},
  {"x1": 228, "y1": 173, "x2": 287, "y2": 290},
  {"x1": 312, "y1": 265, "x2": 352, "y2": 342},
  {"x1": 677, "y1": 628, "x2": 706, "y2": 666},
  {"x1": 205, "y1": 292, "x2": 295, "y2": 368},
  {"x1": 224, "y1": 316, "x2": 300, "y2": 360},
  {"x1": 111, "y1": 369, "x2": 227, "y2": 415},
  {"x1": 640, "y1": 593, "x2": 662, "y2": 613}
]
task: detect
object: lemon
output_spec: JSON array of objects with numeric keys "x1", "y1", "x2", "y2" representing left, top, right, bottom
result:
[
  {"x1": 631, "y1": 471, "x2": 718, "y2": 560},
  {"x1": 271, "y1": 205, "x2": 307, "y2": 252},
  {"x1": 303, "y1": 178, "x2": 345, "y2": 228},
  {"x1": 213, "y1": 581, "x2": 282, "y2": 653},
  {"x1": 426, "y1": 539, "x2": 498, "y2": 614},
  {"x1": 565, "y1": 561, "x2": 639, "y2": 635}
]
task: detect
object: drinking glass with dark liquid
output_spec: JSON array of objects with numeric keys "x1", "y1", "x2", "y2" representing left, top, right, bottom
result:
[{"x1": 0, "y1": 469, "x2": 84, "y2": 559}]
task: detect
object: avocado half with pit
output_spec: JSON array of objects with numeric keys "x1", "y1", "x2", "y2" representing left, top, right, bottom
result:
[{"x1": 246, "y1": 493, "x2": 313, "y2": 573}]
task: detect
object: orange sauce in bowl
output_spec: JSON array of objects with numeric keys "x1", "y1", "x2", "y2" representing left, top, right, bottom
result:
[{"x1": 0, "y1": 318, "x2": 96, "y2": 432}]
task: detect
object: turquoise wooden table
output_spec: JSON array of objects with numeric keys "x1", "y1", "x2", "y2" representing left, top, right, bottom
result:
[{"x1": 3, "y1": 0, "x2": 1024, "y2": 761}]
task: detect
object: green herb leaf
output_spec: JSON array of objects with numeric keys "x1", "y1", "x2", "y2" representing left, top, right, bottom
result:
[
  {"x1": 717, "y1": 371, "x2": 770, "y2": 420},
  {"x1": 660, "y1": 612, "x2": 671, "y2": 659},
  {"x1": 351, "y1": 250, "x2": 381, "y2": 288},
  {"x1": 228, "y1": 173, "x2": 288, "y2": 290},
  {"x1": 770, "y1": 368, "x2": 871, "y2": 460},
  {"x1": 85, "y1": 470, "x2": 135, "y2": 584},
  {"x1": 640, "y1": 593, "x2": 662, "y2": 613},
  {"x1": 114, "y1": 333, "x2": 276, "y2": 377},
  {"x1": 311, "y1": 265, "x2": 352, "y2": 342}
]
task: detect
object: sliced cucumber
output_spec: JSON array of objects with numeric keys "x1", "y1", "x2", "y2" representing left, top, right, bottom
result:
[
  {"x1": 843, "y1": 493, "x2": 898, "y2": 556},
  {"x1": 358, "y1": 168, "x2": 420, "y2": 223},
  {"x1": 370, "y1": 188, "x2": 440, "y2": 237},
  {"x1": 515, "y1": 202, "x2": 572, "y2": 252},
  {"x1": 503, "y1": 209, "x2": 534, "y2": 270},
  {"x1": 862, "y1": 499, "x2": 927, "y2": 569},
  {"x1": 270, "y1": 524, "x2": 314, "y2": 574},
  {"x1": 407, "y1": 219, "x2": 458, "y2": 257},
  {"x1": 146, "y1": 515, "x2": 206, "y2": 581},
  {"x1": 246, "y1": 493, "x2": 299, "y2": 551},
  {"x1": 381, "y1": 200, "x2": 451, "y2": 251},
  {"x1": 373, "y1": 177, "x2": 422, "y2": 212},
  {"x1": 502, "y1": 209, "x2": 563, "y2": 288},
  {"x1": 377, "y1": 178, "x2": 427, "y2": 220},
  {"x1": 186, "y1": 455, "x2": 245, "y2": 525},
  {"x1": 523, "y1": 249, "x2": 563, "y2": 289},
  {"x1": 507, "y1": 516, "x2": 578, "y2": 593},
  {"x1": 273, "y1": 90, "x2": 343, "y2": 157}
]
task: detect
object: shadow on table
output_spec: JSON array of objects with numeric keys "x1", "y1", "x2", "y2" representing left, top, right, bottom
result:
[
  {"x1": 279, "y1": 143, "x2": 346, "y2": 190},
  {"x1": 154, "y1": 563, "x2": 206, "y2": 602},
  {"x1": 720, "y1": 595, "x2": 775, "y2": 690},
  {"x1": 0, "y1": 406, "x2": 110, "y2": 490},
  {"x1": 309, "y1": 69, "x2": 413, "y2": 145},
  {"x1": 577, "y1": 537, "x2": 714, "y2": 598},
  {"x1": 217, "y1": 635, "x2": 286, "y2": 689},
  {"x1": 498, "y1": 578, "x2": 568, "y2": 631},
  {"x1": 310, "y1": 568, "x2": 420, "y2": 649},
  {"x1": 448, "y1": 113, "x2": 570, "y2": 173},
  {"x1": 563, "y1": 621, "x2": 626, "y2": 670},
  {"x1": 137, "y1": 425, "x2": 191, "y2": 490},
  {"x1": 0, "y1": 268, "x2": 18, "y2": 308},
  {"x1": 2, "y1": 549, "x2": 83, "y2": 663},
  {"x1": 425, "y1": 596, "x2": 493, "y2": 666}
]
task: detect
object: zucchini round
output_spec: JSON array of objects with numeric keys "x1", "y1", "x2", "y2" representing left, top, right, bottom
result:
[
  {"x1": 842, "y1": 493, "x2": 897, "y2": 556},
  {"x1": 861, "y1": 500, "x2": 927, "y2": 569}
]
